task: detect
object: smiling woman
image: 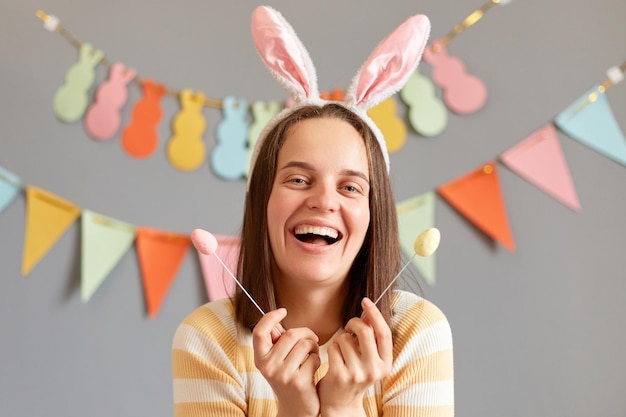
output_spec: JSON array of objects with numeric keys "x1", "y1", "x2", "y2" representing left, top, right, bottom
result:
[
  {"x1": 172, "y1": 5, "x2": 453, "y2": 417},
  {"x1": 239, "y1": 102, "x2": 401, "y2": 341},
  {"x1": 266, "y1": 115, "x2": 373, "y2": 332}
]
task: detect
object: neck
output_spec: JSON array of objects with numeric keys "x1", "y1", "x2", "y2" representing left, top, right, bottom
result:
[{"x1": 275, "y1": 280, "x2": 348, "y2": 344}]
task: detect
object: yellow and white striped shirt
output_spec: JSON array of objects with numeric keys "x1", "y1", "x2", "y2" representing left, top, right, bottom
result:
[{"x1": 172, "y1": 290, "x2": 454, "y2": 416}]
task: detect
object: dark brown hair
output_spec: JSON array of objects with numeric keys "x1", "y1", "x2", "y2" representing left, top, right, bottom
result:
[{"x1": 235, "y1": 103, "x2": 400, "y2": 330}]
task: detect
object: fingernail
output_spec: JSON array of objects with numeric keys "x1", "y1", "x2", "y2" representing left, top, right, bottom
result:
[{"x1": 362, "y1": 297, "x2": 373, "y2": 307}]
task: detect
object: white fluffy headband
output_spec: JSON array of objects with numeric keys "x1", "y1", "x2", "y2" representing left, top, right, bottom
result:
[{"x1": 248, "y1": 5, "x2": 431, "y2": 181}]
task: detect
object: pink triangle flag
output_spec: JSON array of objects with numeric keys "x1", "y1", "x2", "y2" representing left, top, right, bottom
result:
[
  {"x1": 500, "y1": 123, "x2": 581, "y2": 212},
  {"x1": 196, "y1": 235, "x2": 240, "y2": 301}
]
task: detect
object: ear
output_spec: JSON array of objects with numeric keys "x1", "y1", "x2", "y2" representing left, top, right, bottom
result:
[
  {"x1": 346, "y1": 14, "x2": 431, "y2": 110},
  {"x1": 251, "y1": 6, "x2": 319, "y2": 103}
]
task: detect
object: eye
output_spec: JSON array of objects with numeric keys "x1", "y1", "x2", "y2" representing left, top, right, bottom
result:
[
  {"x1": 284, "y1": 175, "x2": 309, "y2": 186},
  {"x1": 341, "y1": 182, "x2": 368, "y2": 196},
  {"x1": 340, "y1": 177, "x2": 370, "y2": 196}
]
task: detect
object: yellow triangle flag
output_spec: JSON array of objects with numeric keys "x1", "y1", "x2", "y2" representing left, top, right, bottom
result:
[{"x1": 22, "y1": 186, "x2": 81, "y2": 276}]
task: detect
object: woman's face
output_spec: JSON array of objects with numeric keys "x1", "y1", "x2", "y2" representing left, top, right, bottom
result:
[{"x1": 266, "y1": 117, "x2": 371, "y2": 289}]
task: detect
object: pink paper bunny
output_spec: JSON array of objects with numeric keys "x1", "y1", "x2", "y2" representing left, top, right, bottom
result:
[{"x1": 85, "y1": 62, "x2": 136, "y2": 140}]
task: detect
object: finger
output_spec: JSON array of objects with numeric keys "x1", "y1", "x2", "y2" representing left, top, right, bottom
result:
[
  {"x1": 267, "y1": 327, "x2": 319, "y2": 363},
  {"x1": 271, "y1": 322, "x2": 286, "y2": 343},
  {"x1": 268, "y1": 337, "x2": 319, "y2": 378},
  {"x1": 326, "y1": 341, "x2": 346, "y2": 372},
  {"x1": 333, "y1": 333, "x2": 362, "y2": 370},
  {"x1": 361, "y1": 297, "x2": 393, "y2": 362},
  {"x1": 299, "y1": 351, "x2": 321, "y2": 377},
  {"x1": 286, "y1": 338, "x2": 319, "y2": 363},
  {"x1": 344, "y1": 317, "x2": 376, "y2": 358},
  {"x1": 252, "y1": 308, "x2": 288, "y2": 358}
]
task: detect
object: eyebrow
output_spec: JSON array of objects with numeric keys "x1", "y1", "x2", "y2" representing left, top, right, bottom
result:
[{"x1": 280, "y1": 161, "x2": 370, "y2": 183}]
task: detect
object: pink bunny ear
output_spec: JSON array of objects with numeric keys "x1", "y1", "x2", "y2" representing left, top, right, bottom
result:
[
  {"x1": 251, "y1": 6, "x2": 319, "y2": 103},
  {"x1": 346, "y1": 14, "x2": 431, "y2": 110},
  {"x1": 111, "y1": 62, "x2": 137, "y2": 82}
]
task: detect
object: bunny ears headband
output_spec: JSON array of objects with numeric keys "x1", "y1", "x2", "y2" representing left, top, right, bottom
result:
[{"x1": 249, "y1": 6, "x2": 431, "y2": 180}]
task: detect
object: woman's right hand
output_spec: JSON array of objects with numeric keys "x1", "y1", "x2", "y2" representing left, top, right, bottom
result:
[{"x1": 252, "y1": 308, "x2": 321, "y2": 417}]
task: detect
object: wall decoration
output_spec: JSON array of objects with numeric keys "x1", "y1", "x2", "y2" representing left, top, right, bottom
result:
[
  {"x1": 81, "y1": 210, "x2": 136, "y2": 302},
  {"x1": 122, "y1": 79, "x2": 166, "y2": 158},
  {"x1": 400, "y1": 70, "x2": 448, "y2": 137},
  {"x1": 211, "y1": 96, "x2": 249, "y2": 180},
  {"x1": 397, "y1": 192, "x2": 437, "y2": 285},
  {"x1": 500, "y1": 124, "x2": 581, "y2": 211},
  {"x1": 53, "y1": 43, "x2": 104, "y2": 123},
  {"x1": 167, "y1": 89, "x2": 208, "y2": 171},
  {"x1": 85, "y1": 62, "x2": 137, "y2": 141},
  {"x1": 21, "y1": 186, "x2": 81, "y2": 276},
  {"x1": 36, "y1": 2, "x2": 510, "y2": 169},
  {"x1": 401, "y1": 0, "x2": 512, "y2": 136},
  {"x1": 2, "y1": 9, "x2": 619, "y2": 315},
  {"x1": 0, "y1": 166, "x2": 21, "y2": 215}
]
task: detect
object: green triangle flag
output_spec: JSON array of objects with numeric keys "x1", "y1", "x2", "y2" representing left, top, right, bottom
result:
[
  {"x1": 396, "y1": 191, "x2": 437, "y2": 286},
  {"x1": 81, "y1": 210, "x2": 136, "y2": 302}
]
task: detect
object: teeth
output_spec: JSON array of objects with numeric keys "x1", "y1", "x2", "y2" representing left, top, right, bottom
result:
[{"x1": 294, "y1": 225, "x2": 339, "y2": 239}]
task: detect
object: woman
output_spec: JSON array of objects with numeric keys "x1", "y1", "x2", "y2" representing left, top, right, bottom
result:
[{"x1": 173, "y1": 6, "x2": 453, "y2": 417}]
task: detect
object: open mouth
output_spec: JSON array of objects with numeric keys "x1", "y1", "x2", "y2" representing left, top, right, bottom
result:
[{"x1": 294, "y1": 225, "x2": 341, "y2": 245}]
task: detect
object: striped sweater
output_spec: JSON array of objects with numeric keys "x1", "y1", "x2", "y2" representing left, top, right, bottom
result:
[{"x1": 172, "y1": 290, "x2": 454, "y2": 417}]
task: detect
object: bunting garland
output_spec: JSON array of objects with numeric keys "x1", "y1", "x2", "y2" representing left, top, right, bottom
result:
[
  {"x1": 397, "y1": 192, "x2": 437, "y2": 285},
  {"x1": 36, "y1": 1, "x2": 511, "y2": 172},
  {"x1": 401, "y1": 0, "x2": 511, "y2": 137},
  {"x1": 135, "y1": 228, "x2": 191, "y2": 318},
  {"x1": 198, "y1": 235, "x2": 240, "y2": 301},
  {"x1": 438, "y1": 163, "x2": 516, "y2": 251},
  {"x1": 0, "y1": 166, "x2": 22, "y2": 214},
  {"x1": 555, "y1": 87, "x2": 626, "y2": 167},
  {"x1": 500, "y1": 124, "x2": 581, "y2": 212},
  {"x1": 2, "y1": 8, "x2": 620, "y2": 315},
  {"x1": 3, "y1": 58, "x2": 624, "y2": 307},
  {"x1": 81, "y1": 210, "x2": 136, "y2": 302},
  {"x1": 22, "y1": 186, "x2": 81, "y2": 276}
]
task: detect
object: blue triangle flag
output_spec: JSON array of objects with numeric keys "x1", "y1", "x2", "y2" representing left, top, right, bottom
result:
[
  {"x1": 555, "y1": 86, "x2": 626, "y2": 166},
  {"x1": 0, "y1": 165, "x2": 22, "y2": 214}
]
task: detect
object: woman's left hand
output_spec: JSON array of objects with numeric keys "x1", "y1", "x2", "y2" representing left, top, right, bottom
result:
[{"x1": 317, "y1": 297, "x2": 393, "y2": 417}]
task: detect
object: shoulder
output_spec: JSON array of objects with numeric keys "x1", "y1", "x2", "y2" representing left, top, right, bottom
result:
[
  {"x1": 391, "y1": 290, "x2": 453, "y2": 351},
  {"x1": 172, "y1": 299, "x2": 251, "y2": 398},
  {"x1": 172, "y1": 298, "x2": 243, "y2": 349},
  {"x1": 391, "y1": 290, "x2": 450, "y2": 326},
  {"x1": 384, "y1": 291, "x2": 454, "y2": 413}
]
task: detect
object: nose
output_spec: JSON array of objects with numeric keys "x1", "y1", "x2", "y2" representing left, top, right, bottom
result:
[{"x1": 306, "y1": 181, "x2": 339, "y2": 212}]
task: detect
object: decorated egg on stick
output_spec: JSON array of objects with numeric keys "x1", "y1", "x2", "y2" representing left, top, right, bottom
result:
[{"x1": 374, "y1": 227, "x2": 441, "y2": 305}]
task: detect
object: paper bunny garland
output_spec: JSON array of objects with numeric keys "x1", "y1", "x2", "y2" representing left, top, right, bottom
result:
[{"x1": 249, "y1": 6, "x2": 431, "y2": 178}]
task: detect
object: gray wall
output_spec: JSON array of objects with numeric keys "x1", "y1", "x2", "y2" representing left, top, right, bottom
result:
[{"x1": 2, "y1": 0, "x2": 625, "y2": 416}]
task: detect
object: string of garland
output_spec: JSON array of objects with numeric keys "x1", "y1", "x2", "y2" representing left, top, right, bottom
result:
[
  {"x1": 36, "y1": 0, "x2": 511, "y2": 111},
  {"x1": 35, "y1": 2, "x2": 512, "y2": 177}
]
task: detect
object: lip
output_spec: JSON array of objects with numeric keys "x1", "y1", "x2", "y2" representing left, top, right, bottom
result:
[
  {"x1": 291, "y1": 219, "x2": 342, "y2": 236},
  {"x1": 289, "y1": 219, "x2": 343, "y2": 253}
]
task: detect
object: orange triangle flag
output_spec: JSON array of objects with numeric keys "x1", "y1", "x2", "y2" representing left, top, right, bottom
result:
[
  {"x1": 438, "y1": 162, "x2": 516, "y2": 251},
  {"x1": 22, "y1": 186, "x2": 81, "y2": 276},
  {"x1": 135, "y1": 227, "x2": 190, "y2": 318}
]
